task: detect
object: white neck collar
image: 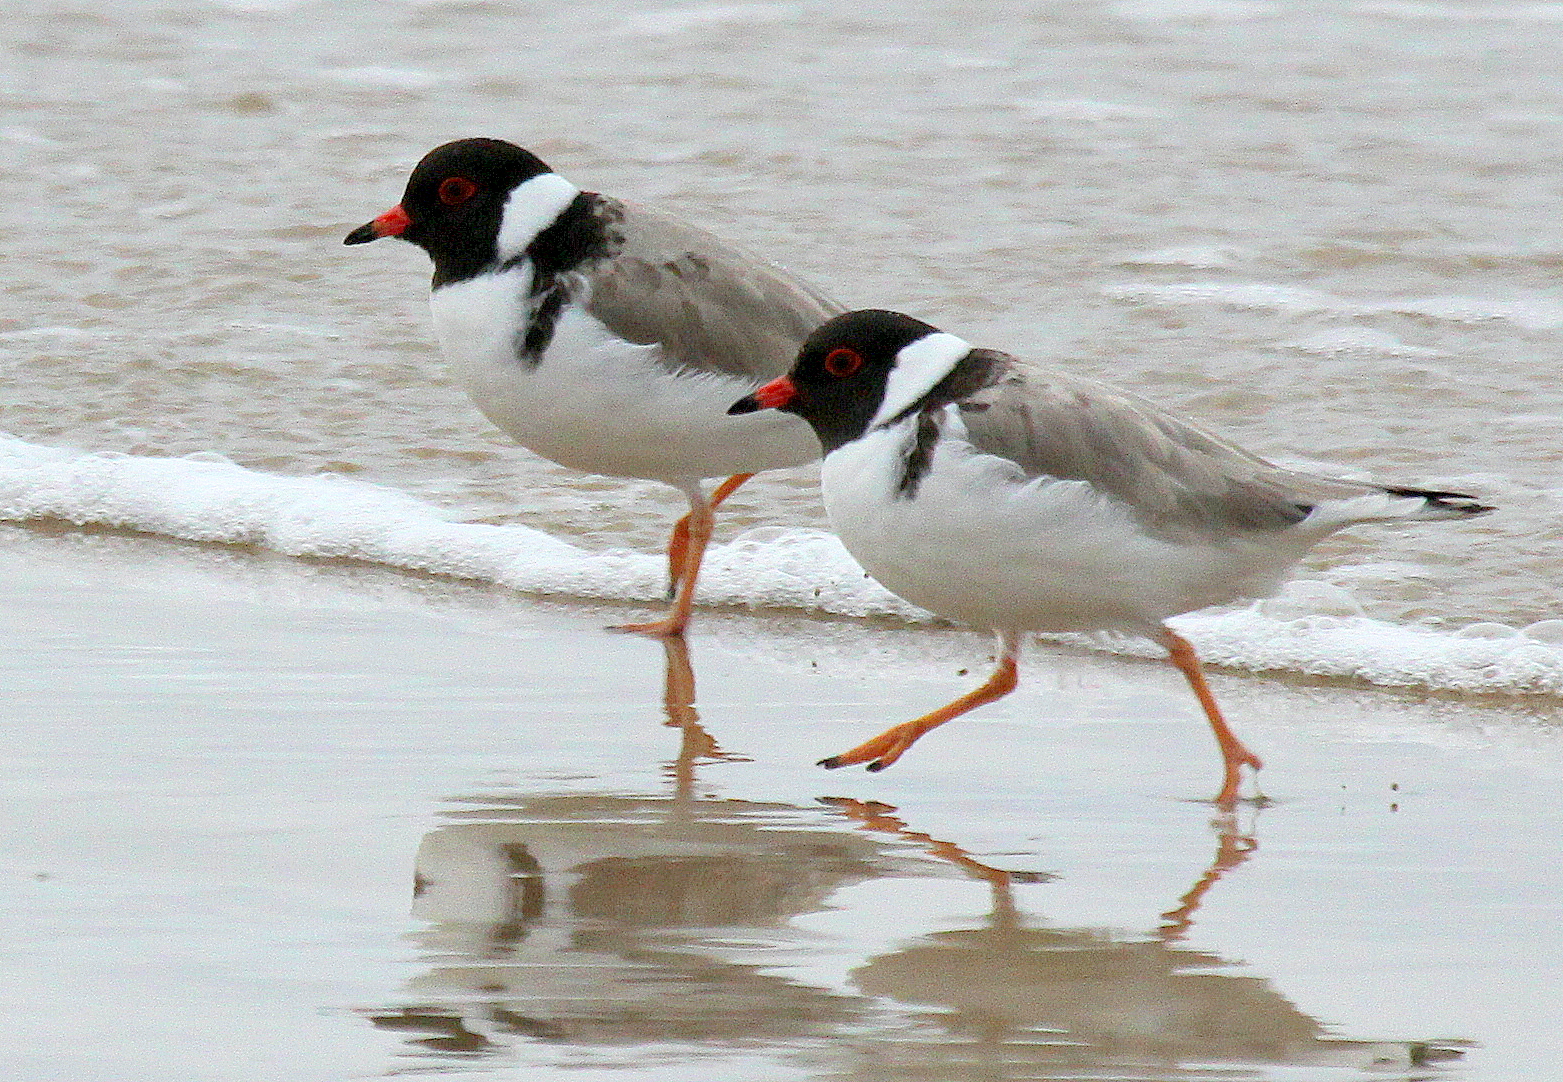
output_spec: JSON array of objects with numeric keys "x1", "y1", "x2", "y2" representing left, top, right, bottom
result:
[
  {"x1": 495, "y1": 172, "x2": 581, "y2": 262},
  {"x1": 870, "y1": 332, "x2": 973, "y2": 428}
]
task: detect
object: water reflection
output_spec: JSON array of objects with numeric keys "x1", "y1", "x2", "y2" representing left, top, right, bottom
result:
[
  {"x1": 371, "y1": 645, "x2": 1462, "y2": 1079},
  {"x1": 376, "y1": 792, "x2": 879, "y2": 1059},
  {"x1": 1157, "y1": 820, "x2": 1259, "y2": 945},
  {"x1": 829, "y1": 799, "x2": 1463, "y2": 1078},
  {"x1": 657, "y1": 636, "x2": 748, "y2": 802}
]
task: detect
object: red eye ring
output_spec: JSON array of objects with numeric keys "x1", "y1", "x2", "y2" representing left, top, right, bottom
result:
[
  {"x1": 823, "y1": 347, "x2": 863, "y2": 378},
  {"x1": 438, "y1": 176, "x2": 478, "y2": 206}
]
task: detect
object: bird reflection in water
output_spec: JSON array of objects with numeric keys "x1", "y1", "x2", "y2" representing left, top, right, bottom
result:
[
  {"x1": 368, "y1": 638, "x2": 876, "y2": 1060},
  {"x1": 368, "y1": 644, "x2": 1465, "y2": 1079},
  {"x1": 372, "y1": 792, "x2": 879, "y2": 1057},
  {"x1": 822, "y1": 797, "x2": 1463, "y2": 1078}
]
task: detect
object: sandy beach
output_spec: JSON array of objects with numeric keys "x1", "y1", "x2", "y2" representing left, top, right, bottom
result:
[{"x1": 1, "y1": 524, "x2": 1557, "y2": 1081}]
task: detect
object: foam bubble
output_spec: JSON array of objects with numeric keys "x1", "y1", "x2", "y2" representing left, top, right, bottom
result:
[
  {"x1": 1280, "y1": 328, "x2": 1441, "y2": 358},
  {"x1": 1383, "y1": 294, "x2": 1563, "y2": 331},
  {"x1": 1171, "y1": 607, "x2": 1563, "y2": 695},
  {"x1": 1, "y1": 435, "x2": 1557, "y2": 697}
]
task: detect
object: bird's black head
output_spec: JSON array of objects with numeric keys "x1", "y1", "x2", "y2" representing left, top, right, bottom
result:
[
  {"x1": 344, "y1": 138, "x2": 557, "y2": 284},
  {"x1": 729, "y1": 309, "x2": 957, "y2": 453}
]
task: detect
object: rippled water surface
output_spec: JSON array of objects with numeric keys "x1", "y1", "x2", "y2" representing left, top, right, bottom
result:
[{"x1": 5, "y1": 0, "x2": 1562, "y2": 628}]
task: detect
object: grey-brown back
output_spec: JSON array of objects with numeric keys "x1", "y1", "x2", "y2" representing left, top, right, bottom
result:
[
  {"x1": 581, "y1": 197, "x2": 846, "y2": 383},
  {"x1": 954, "y1": 353, "x2": 1401, "y2": 542}
]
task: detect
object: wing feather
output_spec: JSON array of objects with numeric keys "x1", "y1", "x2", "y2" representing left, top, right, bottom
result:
[
  {"x1": 581, "y1": 198, "x2": 845, "y2": 382},
  {"x1": 954, "y1": 358, "x2": 1388, "y2": 540}
]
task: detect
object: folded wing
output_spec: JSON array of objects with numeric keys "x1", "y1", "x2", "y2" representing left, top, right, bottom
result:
[
  {"x1": 582, "y1": 198, "x2": 846, "y2": 383},
  {"x1": 954, "y1": 356, "x2": 1490, "y2": 542}
]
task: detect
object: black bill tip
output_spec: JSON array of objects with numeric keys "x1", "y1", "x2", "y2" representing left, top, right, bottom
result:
[
  {"x1": 343, "y1": 222, "x2": 381, "y2": 246},
  {"x1": 727, "y1": 394, "x2": 760, "y2": 416}
]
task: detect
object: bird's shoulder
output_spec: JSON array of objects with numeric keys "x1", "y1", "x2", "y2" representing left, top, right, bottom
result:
[{"x1": 575, "y1": 196, "x2": 846, "y2": 382}]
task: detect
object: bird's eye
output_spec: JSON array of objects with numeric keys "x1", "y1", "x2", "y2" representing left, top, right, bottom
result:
[
  {"x1": 823, "y1": 347, "x2": 863, "y2": 378},
  {"x1": 438, "y1": 176, "x2": 478, "y2": 206}
]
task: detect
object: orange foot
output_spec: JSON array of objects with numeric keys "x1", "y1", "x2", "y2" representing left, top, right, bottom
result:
[
  {"x1": 818, "y1": 721, "x2": 927, "y2": 773},
  {"x1": 608, "y1": 616, "x2": 688, "y2": 639},
  {"x1": 1212, "y1": 750, "x2": 1265, "y2": 808},
  {"x1": 819, "y1": 650, "x2": 1021, "y2": 773}
]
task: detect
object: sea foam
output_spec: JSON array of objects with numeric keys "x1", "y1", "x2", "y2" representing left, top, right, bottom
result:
[
  {"x1": 1104, "y1": 280, "x2": 1563, "y2": 331},
  {"x1": 2, "y1": 435, "x2": 1559, "y2": 697}
]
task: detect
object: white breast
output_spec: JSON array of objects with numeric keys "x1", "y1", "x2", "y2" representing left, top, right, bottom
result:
[
  {"x1": 428, "y1": 268, "x2": 818, "y2": 485},
  {"x1": 820, "y1": 411, "x2": 1302, "y2": 633}
]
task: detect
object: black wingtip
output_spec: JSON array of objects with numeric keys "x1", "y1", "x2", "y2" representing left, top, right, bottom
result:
[{"x1": 1383, "y1": 486, "x2": 1496, "y2": 516}]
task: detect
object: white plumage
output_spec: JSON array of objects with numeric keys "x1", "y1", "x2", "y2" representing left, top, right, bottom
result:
[{"x1": 430, "y1": 271, "x2": 816, "y2": 484}]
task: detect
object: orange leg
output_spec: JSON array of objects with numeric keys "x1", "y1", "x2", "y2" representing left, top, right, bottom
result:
[
  {"x1": 820, "y1": 632, "x2": 1022, "y2": 772},
  {"x1": 1159, "y1": 627, "x2": 1263, "y2": 807},
  {"x1": 613, "y1": 474, "x2": 754, "y2": 639},
  {"x1": 664, "y1": 516, "x2": 690, "y2": 600},
  {"x1": 664, "y1": 473, "x2": 752, "y2": 597}
]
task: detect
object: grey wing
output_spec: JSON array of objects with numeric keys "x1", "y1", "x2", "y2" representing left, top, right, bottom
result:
[
  {"x1": 580, "y1": 198, "x2": 846, "y2": 383},
  {"x1": 954, "y1": 358, "x2": 1381, "y2": 540}
]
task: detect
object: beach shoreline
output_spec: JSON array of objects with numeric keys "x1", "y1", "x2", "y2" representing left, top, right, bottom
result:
[{"x1": 0, "y1": 527, "x2": 1557, "y2": 1080}]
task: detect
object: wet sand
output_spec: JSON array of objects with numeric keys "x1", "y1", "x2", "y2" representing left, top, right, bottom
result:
[{"x1": 1, "y1": 526, "x2": 1559, "y2": 1081}]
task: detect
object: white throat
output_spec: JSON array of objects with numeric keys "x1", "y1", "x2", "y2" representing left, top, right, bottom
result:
[
  {"x1": 495, "y1": 172, "x2": 581, "y2": 262},
  {"x1": 870, "y1": 332, "x2": 972, "y2": 428}
]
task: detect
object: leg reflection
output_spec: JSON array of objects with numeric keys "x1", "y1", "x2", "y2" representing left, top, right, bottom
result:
[
  {"x1": 819, "y1": 796, "x2": 1053, "y2": 926},
  {"x1": 660, "y1": 636, "x2": 749, "y2": 803},
  {"x1": 828, "y1": 798, "x2": 1465, "y2": 1075},
  {"x1": 1158, "y1": 819, "x2": 1259, "y2": 943}
]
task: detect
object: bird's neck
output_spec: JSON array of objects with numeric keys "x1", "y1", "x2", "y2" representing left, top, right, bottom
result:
[{"x1": 494, "y1": 172, "x2": 581, "y2": 264}]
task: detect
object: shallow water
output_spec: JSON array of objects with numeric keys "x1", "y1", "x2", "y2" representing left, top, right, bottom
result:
[{"x1": 4, "y1": 532, "x2": 1561, "y2": 1081}]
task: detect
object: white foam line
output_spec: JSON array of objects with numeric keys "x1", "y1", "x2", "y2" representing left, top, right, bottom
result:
[
  {"x1": 0, "y1": 436, "x2": 921, "y2": 618},
  {"x1": 2, "y1": 436, "x2": 1559, "y2": 697},
  {"x1": 1171, "y1": 609, "x2": 1563, "y2": 695}
]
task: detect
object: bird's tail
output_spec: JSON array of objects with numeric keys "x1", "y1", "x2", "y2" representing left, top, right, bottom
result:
[
  {"x1": 1292, "y1": 479, "x2": 1494, "y2": 537},
  {"x1": 1378, "y1": 485, "x2": 1496, "y2": 520}
]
